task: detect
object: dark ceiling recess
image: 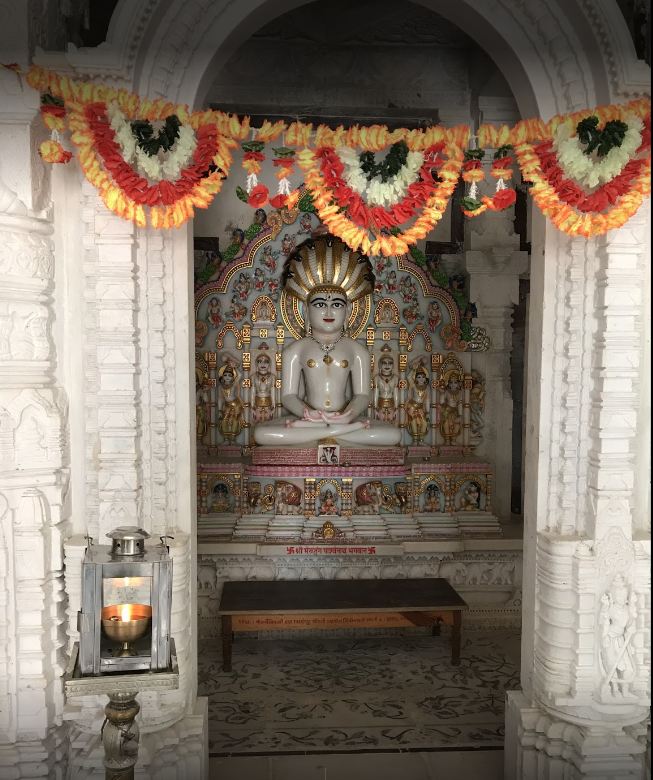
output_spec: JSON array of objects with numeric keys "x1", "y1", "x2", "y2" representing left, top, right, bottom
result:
[{"x1": 79, "y1": 0, "x2": 119, "y2": 48}]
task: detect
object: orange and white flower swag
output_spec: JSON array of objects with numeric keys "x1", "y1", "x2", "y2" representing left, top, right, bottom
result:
[{"x1": 25, "y1": 65, "x2": 650, "y2": 254}]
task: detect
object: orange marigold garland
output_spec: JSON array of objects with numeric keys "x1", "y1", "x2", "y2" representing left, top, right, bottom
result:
[
  {"x1": 513, "y1": 105, "x2": 651, "y2": 237},
  {"x1": 297, "y1": 136, "x2": 466, "y2": 257}
]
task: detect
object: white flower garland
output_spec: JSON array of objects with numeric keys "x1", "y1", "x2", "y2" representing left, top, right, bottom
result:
[
  {"x1": 107, "y1": 102, "x2": 198, "y2": 182},
  {"x1": 553, "y1": 115, "x2": 643, "y2": 189},
  {"x1": 337, "y1": 146, "x2": 425, "y2": 207}
]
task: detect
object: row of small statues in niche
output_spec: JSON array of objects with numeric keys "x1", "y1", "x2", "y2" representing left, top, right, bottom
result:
[
  {"x1": 196, "y1": 346, "x2": 485, "y2": 447},
  {"x1": 207, "y1": 478, "x2": 483, "y2": 515}
]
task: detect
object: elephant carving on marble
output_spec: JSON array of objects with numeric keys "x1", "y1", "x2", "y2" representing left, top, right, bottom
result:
[
  {"x1": 198, "y1": 565, "x2": 215, "y2": 591},
  {"x1": 274, "y1": 480, "x2": 303, "y2": 515},
  {"x1": 354, "y1": 480, "x2": 384, "y2": 514},
  {"x1": 439, "y1": 560, "x2": 467, "y2": 584}
]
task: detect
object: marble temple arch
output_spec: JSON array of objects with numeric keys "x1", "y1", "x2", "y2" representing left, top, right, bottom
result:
[{"x1": 0, "y1": 0, "x2": 649, "y2": 777}]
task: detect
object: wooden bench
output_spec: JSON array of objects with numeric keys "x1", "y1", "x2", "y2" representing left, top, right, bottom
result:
[{"x1": 218, "y1": 577, "x2": 468, "y2": 671}]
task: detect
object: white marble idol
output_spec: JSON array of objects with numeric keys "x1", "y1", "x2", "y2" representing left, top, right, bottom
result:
[{"x1": 254, "y1": 236, "x2": 401, "y2": 447}]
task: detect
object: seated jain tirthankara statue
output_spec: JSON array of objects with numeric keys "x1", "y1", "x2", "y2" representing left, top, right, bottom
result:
[{"x1": 254, "y1": 237, "x2": 402, "y2": 448}]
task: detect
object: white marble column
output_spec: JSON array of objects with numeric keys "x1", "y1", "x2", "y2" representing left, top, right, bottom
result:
[
  {"x1": 0, "y1": 66, "x2": 70, "y2": 778},
  {"x1": 505, "y1": 203, "x2": 651, "y2": 779},
  {"x1": 465, "y1": 215, "x2": 528, "y2": 520}
]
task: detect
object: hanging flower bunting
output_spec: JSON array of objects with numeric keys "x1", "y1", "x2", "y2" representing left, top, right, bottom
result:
[
  {"x1": 297, "y1": 135, "x2": 465, "y2": 257},
  {"x1": 24, "y1": 66, "x2": 650, "y2": 242},
  {"x1": 482, "y1": 145, "x2": 517, "y2": 212},
  {"x1": 270, "y1": 146, "x2": 297, "y2": 209},
  {"x1": 512, "y1": 102, "x2": 651, "y2": 237},
  {"x1": 460, "y1": 148, "x2": 487, "y2": 216}
]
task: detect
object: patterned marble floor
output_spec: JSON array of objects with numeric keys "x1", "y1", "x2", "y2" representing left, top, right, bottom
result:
[{"x1": 199, "y1": 630, "x2": 521, "y2": 756}]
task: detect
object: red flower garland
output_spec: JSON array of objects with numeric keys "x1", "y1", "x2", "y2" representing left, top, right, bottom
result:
[
  {"x1": 534, "y1": 140, "x2": 648, "y2": 213},
  {"x1": 84, "y1": 102, "x2": 220, "y2": 207},
  {"x1": 315, "y1": 143, "x2": 444, "y2": 230}
]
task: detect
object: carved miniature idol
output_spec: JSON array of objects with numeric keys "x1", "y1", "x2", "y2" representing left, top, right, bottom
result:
[
  {"x1": 423, "y1": 482, "x2": 441, "y2": 512},
  {"x1": 207, "y1": 296, "x2": 223, "y2": 328},
  {"x1": 374, "y1": 344, "x2": 399, "y2": 423},
  {"x1": 251, "y1": 349, "x2": 275, "y2": 423},
  {"x1": 217, "y1": 358, "x2": 244, "y2": 442},
  {"x1": 210, "y1": 482, "x2": 231, "y2": 513},
  {"x1": 599, "y1": 574, "x2": 637, "y2": 697},
  {"x1": 459, "y1": 481, "x2": 481, "y2": 511},
  {"x1": 253, "y1": 236, "x2": 402, "y2": 447},
  {"x1": 439, "y1": 371, "x2": 463, "y2": 445},
  {"x1": 427, "y1": 300, "x2": 442, "y2": 331},
  {"x1": 405, "y1": 360, "x2": 430, "y2": 444},
  {"x1": 318, "y1": 487, "x2": 338, "y2": 515}
]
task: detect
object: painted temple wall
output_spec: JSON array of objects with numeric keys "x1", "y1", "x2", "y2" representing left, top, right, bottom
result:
[{"x1": 0, "y1": 0, "x2": 649, "y2": 778}]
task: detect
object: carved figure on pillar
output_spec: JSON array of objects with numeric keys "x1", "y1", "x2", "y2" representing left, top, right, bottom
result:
[
  {"x1": 253, "y1": 236, "x2": 401, "y2": 447},
  {"x1": 217, "y1": 358, "x2": 244, "y2": 443},
  {"x1": 374, "y1": 344, "x2": 399, "y2": 423},
  {"x1": 423, "y1": 482, "x2": 442, "y2": 512},
  {"x1": 599, "y1": 574, "x2": 638, "y2": 698},
  {"x1": 439, "y1": 371, "x2": 463, "y2": 445},
  {"x1": 405, "y1": 359, "x2": 430, "y2": 444},
  {"x1": 274, "y1": 480, "x2": 302, "y2": 514}
]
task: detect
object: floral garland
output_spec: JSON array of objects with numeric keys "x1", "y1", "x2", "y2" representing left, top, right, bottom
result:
[
  {"x1": 338, "y1": 142, "x2": 425, "y2": 207},
  {"x1": 26, "y1": 64, "x2": 245, "y2": 228},
  {"x1": 512, "y1": 104, "x2": 651, "y2": 237},
  {"x1": 107, "y1": 101, "x2": 198, "y2": 182},
  {"x1": 553, "y1": 115, "x2": 643, "y2": 189},
  {"x1": 25, "y1": 66, "x2": 651, "y2": 241},
  {"x1": 297, "y1": 137, "x2": 465, "y2": 256}
]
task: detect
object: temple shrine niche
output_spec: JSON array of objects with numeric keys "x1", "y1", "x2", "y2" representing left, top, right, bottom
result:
[{"x1": 195, "y1": 209, "x2": 501, "y2": 541}]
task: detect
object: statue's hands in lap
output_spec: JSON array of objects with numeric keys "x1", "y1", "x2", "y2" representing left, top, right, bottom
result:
[{"x1": 302, "y1": 408, "x2": 356, "y2": 424}]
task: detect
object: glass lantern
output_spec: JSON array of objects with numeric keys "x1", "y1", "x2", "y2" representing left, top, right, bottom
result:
[{"x1": 78, "y1": 527, "x2": 173, "y2": 675}]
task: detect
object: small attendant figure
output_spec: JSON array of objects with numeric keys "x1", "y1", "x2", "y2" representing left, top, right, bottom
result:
[
  {"x1": 251, "y1": 351, "x2": 275, "y2": 423},
  {"x1": 427, "y1": 300, "x2": 442, "y2": 332},
  {"x1": 405, "y1": 361, "x2": 430, "y2": 444},
  {"x1": 298, "y1": 213, "x2": 313, "y2": 234},
  {"x1": 207, "y1": 297, "x2": 223, "y2": 328},
  {"x1": 374, "y1": 345, "x2": 399, "y2": 424},
  {"x1": 217, "y1": 359, "x2": 244, "y2": 443},
  {"x1": 439, "y1": 372, "x2": 463, "y2": 445},
  {"x1": 318, "y1": 488, "x2": 338, "y2": 516}
]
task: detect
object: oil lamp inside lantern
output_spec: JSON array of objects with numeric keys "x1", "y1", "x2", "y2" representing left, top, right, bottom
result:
[{"x1": 101, "y1": 602, "x2": 152, "y2": 657}]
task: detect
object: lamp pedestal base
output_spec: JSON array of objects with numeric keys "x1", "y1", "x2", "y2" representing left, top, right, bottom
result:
[
  {"x1": 64, "y1": 642, "x2": 179, "y2": 780},
  {"x1": 102, "y1": 690, "x2": 140, "y2": 780}
]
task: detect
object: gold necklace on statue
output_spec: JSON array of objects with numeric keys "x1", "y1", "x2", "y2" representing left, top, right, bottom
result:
[{"x1": 309, "y1": 331, "x2": 344, "y2": 365}]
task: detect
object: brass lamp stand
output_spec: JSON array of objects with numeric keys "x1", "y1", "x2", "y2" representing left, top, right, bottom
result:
[{"x1": 64, "y1": 642, "x2": 179, "y2": 780}]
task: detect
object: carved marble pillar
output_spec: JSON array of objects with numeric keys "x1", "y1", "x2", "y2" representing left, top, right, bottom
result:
[
  {"x1": 0, "y1": 68, "x2": 70, "y2": 778},
  {"x1": 465, "y1": 217, "x2": 528, "y2": 519},
  {"x1": 505, "y1": 204, "x2": 651, "y2": 779}
]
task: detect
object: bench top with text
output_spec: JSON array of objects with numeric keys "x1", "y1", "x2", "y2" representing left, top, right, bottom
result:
[{"x1": 218, "y1": 577, "x2": 468, "y2": 615}]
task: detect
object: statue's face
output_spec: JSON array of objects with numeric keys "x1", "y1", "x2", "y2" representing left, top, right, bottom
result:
[
  {"x1": 220, "y1": 368, "x2": 235, "y2": 387},
  {"x1": 307, "y1": 290, "x2": 348, "y2": 336},
  {"x1": 256, "y1": 355, "x2": 271, "y2": 375},
  {"x1": 415, "y1": 370, "x2": 428, "y2": 387},
  {"x1": 379, "y1": 356, "x2": 394, "y2": 377}
]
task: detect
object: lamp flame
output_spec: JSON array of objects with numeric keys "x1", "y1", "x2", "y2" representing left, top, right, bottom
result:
[{"x1": 120, "y1": 604, "x2": 131, "y2": 622}]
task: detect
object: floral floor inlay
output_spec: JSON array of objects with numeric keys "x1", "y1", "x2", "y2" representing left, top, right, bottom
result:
[{"x1": 199, "y1": 630, "x2": 520, "y2": 755}]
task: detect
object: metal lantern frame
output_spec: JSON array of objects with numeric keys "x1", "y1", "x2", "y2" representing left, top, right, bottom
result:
[{"x1": 78, "y1": 527, "x2": 173, "y2": 675}]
